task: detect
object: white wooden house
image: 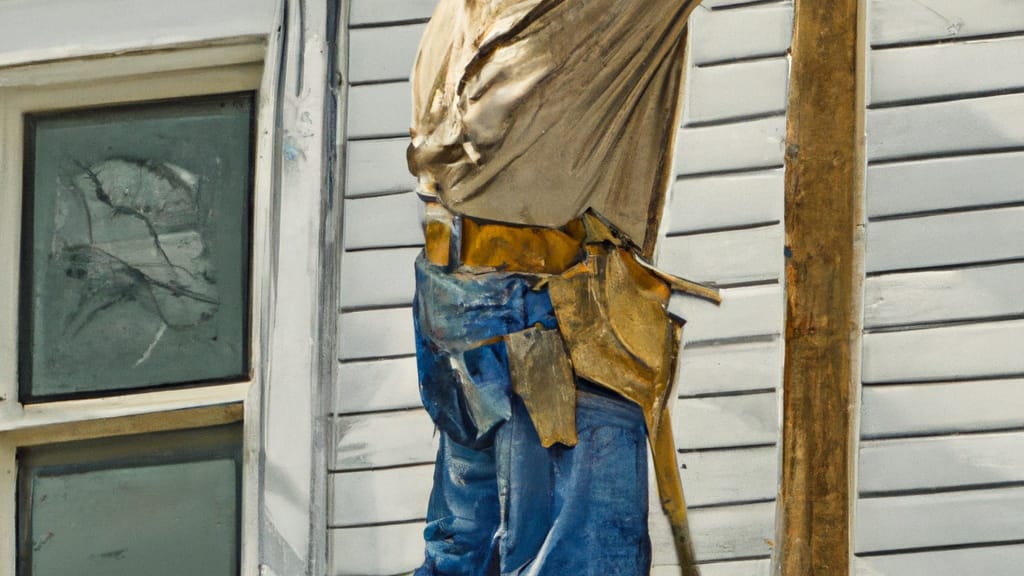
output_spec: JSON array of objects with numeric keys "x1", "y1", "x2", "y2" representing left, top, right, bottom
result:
[{"x1": 0, "y1": 0, "x2": 1021, "y2": 575}]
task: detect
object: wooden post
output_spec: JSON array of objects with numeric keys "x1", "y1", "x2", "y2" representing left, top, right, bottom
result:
[{"x1": 777, "y1": 0, "x2": 862, "y2": 574}]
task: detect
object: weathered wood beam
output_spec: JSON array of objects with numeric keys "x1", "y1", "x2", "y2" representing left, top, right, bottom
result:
[{"x1": 776, "y1": 0, "x2": 862, "y2": 574}]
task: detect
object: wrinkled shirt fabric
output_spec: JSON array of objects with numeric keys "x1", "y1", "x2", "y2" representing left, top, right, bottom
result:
[{"x1": 409, "y1": 0, "x2": 701, "y2": 254}]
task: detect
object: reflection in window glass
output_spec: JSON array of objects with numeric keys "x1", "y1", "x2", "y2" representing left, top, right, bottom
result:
[
  {"x1": 17, "y1": 424, "x2": 242, "y2": 576},
  {"x1": 19, "y1": 93, "x2": 254, "y2": 401}
]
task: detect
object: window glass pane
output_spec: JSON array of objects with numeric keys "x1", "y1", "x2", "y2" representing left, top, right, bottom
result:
[
  {"x1": 20, "y1": 93, "x2": 253, "y2": 401},
  {"x1": 17, "y1": 424, "x2": 242, "y2": 576}
]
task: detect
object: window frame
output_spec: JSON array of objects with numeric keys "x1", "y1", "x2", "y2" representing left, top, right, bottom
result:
[{"x1": 0, "y1": 43, "x2": 270, "y2": 576}]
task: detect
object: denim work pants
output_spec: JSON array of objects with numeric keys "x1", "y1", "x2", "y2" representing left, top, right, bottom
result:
[{"x1": 412, "y1": 254, "x2": 651, "y2": 576}]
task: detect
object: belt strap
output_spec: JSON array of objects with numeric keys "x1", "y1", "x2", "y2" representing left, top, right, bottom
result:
[
  {"x1": 422, "y1": 201, "x2": 721, "y2": 304},
  {"x1": 423, "y1": 201, "x2": 584, "y2": 274}
]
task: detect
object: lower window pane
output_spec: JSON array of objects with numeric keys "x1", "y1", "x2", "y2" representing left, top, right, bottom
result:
[{"x1": 17, "y1": 424, "x2": 242, "y2": 576}]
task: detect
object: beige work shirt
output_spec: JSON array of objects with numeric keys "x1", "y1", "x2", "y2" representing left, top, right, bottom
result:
[{"x1": 409, "y1": 0, "x2": 702, "y2": 255}]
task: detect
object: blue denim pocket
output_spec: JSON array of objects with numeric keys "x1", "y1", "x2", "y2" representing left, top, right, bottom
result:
[{"x1": 413, "y1": 253, "x2": 556, "y2": 449}]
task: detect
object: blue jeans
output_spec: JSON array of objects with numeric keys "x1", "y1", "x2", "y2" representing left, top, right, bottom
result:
[{"x1": 413, "y1": 254, "x2": 651, "y2": 576}]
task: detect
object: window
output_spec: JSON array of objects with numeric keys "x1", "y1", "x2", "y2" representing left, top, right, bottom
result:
[
  {"x1": 0, "y1": 45, "x2": 266, "y2": 576},
  {"x1": 17, "y1": 424, "x2": 243, "y2": 576},
  {"x1": 20, "y1": 92, "x2": 254, "y2": 401}
]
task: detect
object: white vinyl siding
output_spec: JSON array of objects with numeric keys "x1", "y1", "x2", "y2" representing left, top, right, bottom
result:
[
  {"x1": 658, "y1": 2, "x2": 791, "y2": 573},
  {"x1": 332, "y1": 3, "x2": 430, "y2": 574},
  {"x1": 855, "y1": 1, "x2": 1024, "y2": 574}
]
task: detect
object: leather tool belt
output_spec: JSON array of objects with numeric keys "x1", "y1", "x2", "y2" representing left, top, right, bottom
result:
[
  {"x1": 422, "y1": 199, "x2": 721, "y2": 301},
  {"x1": 422, "y1": 199, "x2": 585, "y2": 275},
  {"x1": 420, "y1": 198, "x2": 715, "y2": 568},
  {"x1": 421, "y1": 199, "x2": 720, "y2": 447}
]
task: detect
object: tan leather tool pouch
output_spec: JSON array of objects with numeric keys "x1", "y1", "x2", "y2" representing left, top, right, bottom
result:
[
  {"x1": 546, "y1": 244, "x2": 682, "y2": 440},
  {"x1": 505, "y1": 326, "x2": 579, "y2": 448}
]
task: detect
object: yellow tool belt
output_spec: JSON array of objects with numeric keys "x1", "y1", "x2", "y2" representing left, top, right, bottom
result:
[
  {"x1": 422, "y1": 200, "x2": 719, "y2": 440},
  {"x1": 423, "y1": 200, "x2": 583, "y2": 274},
  {"x1": 423, "y1": 199, "x2": 720, "y2": 300}
]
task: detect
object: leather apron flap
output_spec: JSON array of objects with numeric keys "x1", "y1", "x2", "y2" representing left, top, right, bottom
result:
[
  {"x1": 505, "y1": 326, "x2": 579, "y2": 448},
  {"x1": 547, "y1": 245, "x2": 682, "y2": 442}
]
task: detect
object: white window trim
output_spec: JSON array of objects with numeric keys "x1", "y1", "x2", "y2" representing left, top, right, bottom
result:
[{"x1": 0, "y1": 43, "x2": 269, "y2": 576}]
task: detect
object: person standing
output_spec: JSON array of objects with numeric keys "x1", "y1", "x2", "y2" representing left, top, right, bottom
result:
[{"x1": 407, "y1": 1, "x2": 715, "y2": 574}]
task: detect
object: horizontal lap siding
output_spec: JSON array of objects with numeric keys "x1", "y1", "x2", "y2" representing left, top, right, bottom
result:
[
  {"x1": 334, "y1": 409, "x2": 436, "y2": 471},
  {"x1": 346, "y1": 138, "x2": 415, "y2": 196},
  {"x1": 863, "y1": 320, "x2": 1024, "y2": 384},
  {"x1": 686, "y1": 58, "x2": 789, "y2": 124},
  {"x1": 861, "y1": 379, "x2": 1024, "y2": 438},
  {"x1": 347, "y1": 81, "x2": 411, "y2": 139},
  {"x1": 652, "y1": 502, "x2": 777, "y2": 564},
  {"x1": 662, "y1": 225, "x2": 784, "y2": 286},
  {"x1": 857, "y1": 487, "x2": 1024, "y2": 553},
  {"x1": 869, "y1": 36, "x2": 1024, "y2": 106},
  {"x1": 671, "y1": 285, "x2": 783, "y2": 345},
  {"x1": 674, "y1": 394, "x2": 779, "y2": 450},
  {"x1": 343, "y1": 192, "x2": 421, "y2": 250},
  {"x1": 869, "y1": 0, "x2": 1024, "y2": 46},
  {"x1": 855, "y1": 2, "x2": 1024, "y2": 571},
  {"x1": 865, "y1": 207, "x2": 1024, "y2": 273},
  {"x1": 688, "y1": 2, "x2": 794, "y2": 66},
  {"x1": 334, "y1": 7, "x2": 428, "y2": 572},
  {"x1": 680, "y1": 447, "x2": 779, "y2": 507},
  {"x1": 338, "y1": 308, "x2": 415, "y2": 362},
  {"x1": 856, "y1": 545, "x2": 1024, "y2": 576},
  {"x1": 339, "y1": 248, "x2": 419, "y2": 310},
  {"x1": 335, "y1": 357, "x2": 419, "y2": 414},
  {"x1": 667, "y1": 170, "x2": 785, "y2": 234},
  {"x1": 674, "y1": 116, "x2": 786, "y2": 176},
  {"x1": 348, "y1": 25, "x2": 425, "y2": 83},
  {"x1": 867, "y1": 93, "x2": 1024, "y2": 162},
  {"x1": 331, "y1": 523, "x2": 426, "y2": 576},
  {"x1": 653, "y1": 2, "x2": 791, "y2": 570},
  {"x1": 678, "y1": 339, "x2": 782, "y2": 396},
  {"x1": 864, "y1": 262, "x2": 1024, "y2": 328},
  {"x1": 655, "y1": 560, "x2": 770, "y2": 576},
  {"x1": 348, "y1": 0, "x2": 435, "y2": 27},
  {"x1": 859, "y1": 432, "x2": 1024, "y2": 494},
  {"x1": 866, "y1": 152, "x2": 1024, "y2": 218},
  {"x1": 333, "y1": 1, "x2": 792, "y2": 573}
]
